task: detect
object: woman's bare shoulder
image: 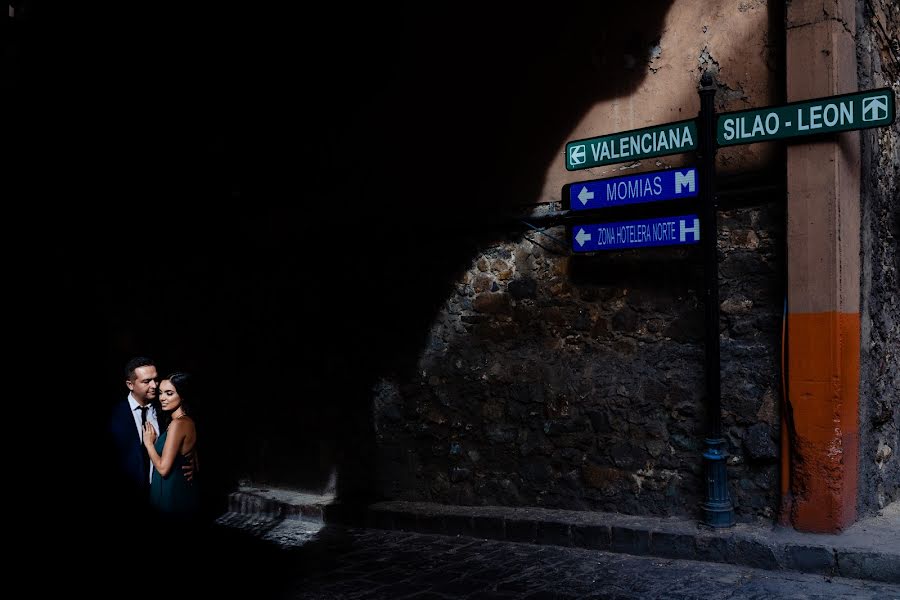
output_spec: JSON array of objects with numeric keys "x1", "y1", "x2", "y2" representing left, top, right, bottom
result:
[{"x1": 169, "y1": 416, "x2": 196, "y2": 434}]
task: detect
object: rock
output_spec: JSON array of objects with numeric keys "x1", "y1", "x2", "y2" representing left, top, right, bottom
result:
[
  {"x1": 508, "y1": 277, "x2": 538, "y2": 299},
  {"x1": 473, "y1": 292, "x2": 511, "y2": 314},
  {"x1": 612, "y1": 307, "x2": 639, "y2": 332},
  {"x1": 742, "y1": 423, "x2": 778, "y2": 461},
  {"x1": 449, "y1": 467, "x2": 471, "y2": 482},
  {"x1": 473, "y1": 274, "x2": 493, "y2": 293},
  {"x1": 721, "y1": 297, "x2": 753, "y2": 314},
  {"x1": 664, "y1": 313, "x2": 704, "y2": 342},
  {"x1": 729, "y1": 229, "x2": 760, "y2": 249}
]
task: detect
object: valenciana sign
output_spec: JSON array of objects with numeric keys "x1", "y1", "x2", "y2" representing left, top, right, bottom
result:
[{"x1": 566, "y1": 119, "x2": 697, "y2": 170}]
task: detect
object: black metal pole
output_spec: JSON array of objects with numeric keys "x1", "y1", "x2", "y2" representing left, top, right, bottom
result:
[{"x1": 698, "y1": 71, "x2": 735, "y2": 528}]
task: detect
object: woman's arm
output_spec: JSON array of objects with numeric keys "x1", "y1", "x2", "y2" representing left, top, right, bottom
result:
[{"x1": 144, "y1": 420, "x2": 186, "y2": 478}]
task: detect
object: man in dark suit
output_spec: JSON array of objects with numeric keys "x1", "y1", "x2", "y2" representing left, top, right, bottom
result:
[{"x1": 110, "y1": 356, "x2": 162, "y2": 501}]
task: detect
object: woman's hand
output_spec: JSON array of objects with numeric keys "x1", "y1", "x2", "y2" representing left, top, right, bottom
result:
[{"x1": 143, "y1": 421, "x2": 157, "y2": 448}]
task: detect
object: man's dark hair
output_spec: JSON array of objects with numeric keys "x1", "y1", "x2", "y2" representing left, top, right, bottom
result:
[{"x1": 125, "y1": 356, "x2": 156, "y2": 381}]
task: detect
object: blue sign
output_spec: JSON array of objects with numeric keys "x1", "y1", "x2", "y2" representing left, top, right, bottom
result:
[
  {"x1": 571, "y1": 214, "x2": 701, "y2": 252},
  {"x1": 568, "y1": 167, "x2": 698, "y2": 211}
]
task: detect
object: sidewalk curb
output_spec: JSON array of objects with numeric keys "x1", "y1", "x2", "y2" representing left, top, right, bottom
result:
[
  {"x1": 225, "y1": 488, "x2": 899, "y2": 584},
  {"x1": 363, "y1": 501, "x2": 900, "y2": 584}
]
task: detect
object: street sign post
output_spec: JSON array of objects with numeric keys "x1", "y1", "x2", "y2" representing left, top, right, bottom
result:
[
  {"x1": 697, "y1": 73, "x2": 733, "y2": 528},
  {"x1": 565, "y1": 167, "x2": 698, "y2": 211},
  {"x1": 566, "y1": 119, "x2": 697, "y2": 170},
  {"x1": 717, "y1": 88, "x2": 895, "y2": 146},
  {"x1": 570, "y1": 214, "x2": 700, "y2": 252}
]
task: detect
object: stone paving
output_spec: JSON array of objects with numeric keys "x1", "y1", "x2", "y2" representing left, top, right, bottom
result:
[{"x1": 214, "y1": 513, "x2": 900, "y2": 599}]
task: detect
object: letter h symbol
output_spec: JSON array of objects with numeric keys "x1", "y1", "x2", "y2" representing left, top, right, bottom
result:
[{"x1": 680, "y1": 218, "x2": 700, "y2": 242}]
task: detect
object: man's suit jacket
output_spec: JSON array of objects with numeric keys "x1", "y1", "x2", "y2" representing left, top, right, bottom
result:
[{"x1": 109, "y1": 399, "x2": 153, "y2": 496}]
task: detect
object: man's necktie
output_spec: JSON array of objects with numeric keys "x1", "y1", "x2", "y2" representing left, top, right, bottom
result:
[{"x1": 139, "y1": 406, "x2": 150, "y2": 485}]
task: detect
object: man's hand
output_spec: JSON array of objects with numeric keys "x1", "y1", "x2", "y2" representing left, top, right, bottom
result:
[{"x1": 182, "y1": 450, "x2": 198, "y2": 482}]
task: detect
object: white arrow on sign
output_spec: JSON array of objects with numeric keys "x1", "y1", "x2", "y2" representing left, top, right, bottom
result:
[
  {"x1": 575, "y1": 228, "x2": 592, "y2": 247},
  {"x1": 577, "y1": 186, "x2": 595, "y2": 205},
  {"x1": 569, "y1": 145, "x2": 586, "y2": 165},
  {"x1": 862, "y1": 95, "x2": 889, "y2": 121}
]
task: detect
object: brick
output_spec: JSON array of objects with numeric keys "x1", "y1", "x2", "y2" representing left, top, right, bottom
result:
[
  {"x1": 651, "y1": 531, "x2": 696, "y2": 560},
  {"x1": 538, "y1": 521, "x2": 572, "y2": 547},
  {"x1": 611, "y1": 527, "x2": 650, "y2": 555},
  {"x1": 473, "y1": 515, "x2": 505, "y2": 541},
  {"x1": 785, "y1": 545, "x2": 835, "y2": 574},
  {"x1": 505, "y1": 519, "x2": 538, "y2": 543},
  {"x1": 572, "y1": 524, "x2": 611, "y2": 550}
]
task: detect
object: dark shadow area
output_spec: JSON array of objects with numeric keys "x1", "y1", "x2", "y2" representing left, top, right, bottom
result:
[
  {"x1": 6, "y1": 1, "x2": 689, "y2": 586},
  {"x1": 75, "y1": 517, "x2": 306, "y2": 600}
]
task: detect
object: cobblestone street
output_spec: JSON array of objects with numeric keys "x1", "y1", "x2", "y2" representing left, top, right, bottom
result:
[{"x1": 213, "y1": 514, "x2": 900, "y2": 599}]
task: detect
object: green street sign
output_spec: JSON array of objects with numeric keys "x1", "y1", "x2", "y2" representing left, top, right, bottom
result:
[
  {"x1": 566, "y1": 119, "x2": 697, "y2": 170},
  {"x1": 717, "y1": 88, "x2": 895, "y2": 147}
]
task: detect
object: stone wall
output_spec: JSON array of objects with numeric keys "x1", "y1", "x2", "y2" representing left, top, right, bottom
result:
[
  {"x1": 373, "y1": 199, "x2": 784, "y2": 521},
  {"x1": 369, "y1": 1, "x2": 788, "y2": 522},
  {"x1": 857, "y1": 0, "x2": 900, "y2": 514}
]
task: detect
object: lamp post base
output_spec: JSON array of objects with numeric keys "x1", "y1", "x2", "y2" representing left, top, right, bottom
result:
[{"x1": 701, "y1": 437, "x2": 735, "y2": 528}]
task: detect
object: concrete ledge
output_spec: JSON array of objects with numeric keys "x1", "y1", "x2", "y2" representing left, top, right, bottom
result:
[
  {"x1": 227, "y1": 485, "x2": 334, "y2": 523},
  {"x1": 364, "y1": 501, "x2": 900, "y2": 584}
]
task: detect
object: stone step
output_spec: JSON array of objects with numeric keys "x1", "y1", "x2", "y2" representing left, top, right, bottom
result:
[
  {"x1": 227, "y1": 484, "x2": 335, "y2": 523},
  {"x1": 215, "y1": 511, "x2": 324, "y2": 548}
]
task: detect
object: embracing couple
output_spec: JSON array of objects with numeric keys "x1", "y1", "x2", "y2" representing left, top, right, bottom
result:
[{"x1": 110, "y1": 356, "x2": 201, "y2": 520}]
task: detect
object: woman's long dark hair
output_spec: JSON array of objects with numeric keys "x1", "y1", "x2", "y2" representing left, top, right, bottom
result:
[{"x1": 160, "y1": 371, "x2": 195, "y2": 429}]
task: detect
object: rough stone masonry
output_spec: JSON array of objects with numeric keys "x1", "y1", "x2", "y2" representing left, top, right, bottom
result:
[
  {"x1": 373, "y1": 199, "x2": 784, "y2": 521},
  {"x1": 857, "y1": 0, "x2": 900, "y2": 515}
]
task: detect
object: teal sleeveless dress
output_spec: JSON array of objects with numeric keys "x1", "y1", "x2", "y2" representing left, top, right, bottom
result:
[{"x1": 149, "y1": 429, "x2": 200, "y2": 519}]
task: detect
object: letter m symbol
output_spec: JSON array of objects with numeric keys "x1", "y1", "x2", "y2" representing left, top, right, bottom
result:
[
  {"x1": 862, "y1": 95, "x2": 889, "y2": 122},
  {"x1": 675, "y1": 170, "x2": 695, "y2": 194}
]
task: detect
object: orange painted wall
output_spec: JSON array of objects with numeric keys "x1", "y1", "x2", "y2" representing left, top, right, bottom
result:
[{"x1": 787, "y1": 312, "x2": 859, "y2": 531}]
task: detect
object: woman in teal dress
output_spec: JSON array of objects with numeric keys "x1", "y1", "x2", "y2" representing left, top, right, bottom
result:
[{"x1": 143, "y1": 372, "x2": 200, "y2": 520}]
